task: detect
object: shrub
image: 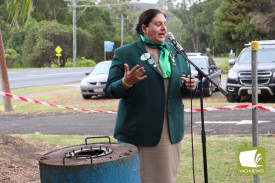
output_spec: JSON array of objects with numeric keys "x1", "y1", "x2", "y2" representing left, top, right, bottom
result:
[
  {"x1": 4, "y1": 49, "x2": 21, "y2": 68},
  {"x1": 216, "y1": 60, "x2": 232, "y2": 73}
]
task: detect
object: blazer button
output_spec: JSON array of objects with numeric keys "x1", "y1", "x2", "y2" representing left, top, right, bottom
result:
[
  {"x1": 168, "y1": 112, "x2": 171, "y2": 115},
  {"x1": 169, "y1": 96, "x2": 172, "y2": 99}
]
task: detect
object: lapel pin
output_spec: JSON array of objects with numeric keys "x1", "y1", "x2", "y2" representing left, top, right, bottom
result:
[
  {"x1": 173, "y1": 63, "x2": 176, "y2": 67},
  {"x1": 140, "y1": 53, "x2": 151, "y2": 61},
  {"x1": 148, "y1": 58, "x2": 154, "y2": 65}
]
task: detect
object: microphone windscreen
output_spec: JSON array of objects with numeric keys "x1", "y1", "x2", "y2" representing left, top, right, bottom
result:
[{"x1": 166, "y1": 32, "x2": 174, "y2": 40}]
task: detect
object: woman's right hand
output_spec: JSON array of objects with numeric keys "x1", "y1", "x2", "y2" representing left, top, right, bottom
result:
[{"x1": 122, "y1": 64, "x2": 147, "y2": 90}]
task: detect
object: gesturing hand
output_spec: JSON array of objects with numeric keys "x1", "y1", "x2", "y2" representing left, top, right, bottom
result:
[{"x1": 122, "y1": 64, "x2": 147, "y2": 90}]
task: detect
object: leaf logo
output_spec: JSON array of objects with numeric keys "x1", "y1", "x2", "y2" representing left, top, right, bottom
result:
[{"x1": 239, "y1": 150, "x2": 263, "y2": 168}]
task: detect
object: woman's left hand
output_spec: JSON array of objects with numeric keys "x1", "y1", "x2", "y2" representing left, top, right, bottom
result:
[{"x1": 181, "y1": 75, "x2": 196, "y2": 91}]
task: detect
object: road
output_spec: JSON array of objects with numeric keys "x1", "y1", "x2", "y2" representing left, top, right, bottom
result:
[
  {"x1": 0, "y1": 110, "x2": 273, "y2": 136},
  {"x1": 1, "y1": 68, "x2": 91, "y2": 89},
  {"x1": 0, "y1": 68, "x2": 274, "y2": 136}
]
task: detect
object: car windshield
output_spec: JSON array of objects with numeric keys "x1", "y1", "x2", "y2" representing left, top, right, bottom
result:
[
  {"x1": 238, "y1": 49, "x2": 275, "y2": 63},
  {"x1": 90, "y1": 62, "x2": 111, "y2": 75},
  {"x1": 189, "y1": 58, "x2": 208, "y2": 70}
]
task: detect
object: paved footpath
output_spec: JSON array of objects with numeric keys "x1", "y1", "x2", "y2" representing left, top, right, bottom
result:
[{"x1": 0, "y1": 109, "x2": 274, "y2": 136}]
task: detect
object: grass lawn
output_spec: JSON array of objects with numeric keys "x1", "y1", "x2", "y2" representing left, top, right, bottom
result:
[{"x1": 14, "y1": 134, "x2": 274, "y2": 183}]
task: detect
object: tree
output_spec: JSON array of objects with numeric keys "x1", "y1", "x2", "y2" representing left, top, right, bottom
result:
[
  {"x1": 250, "y1": 0, "x2": 275, "y2": 35},
  {"x1": 22, "y1": 20, "x2": 93, "y2": 67},
  {"x1": 171, "y1": 0, "x2": 201, "y2": 52},
  {"x1": 213, "y1": 0, "x2": 274, "y2": 53},
  {"x1": 1, "y1": 0, "x2": 33, "y2": 112},
  {"x1": 4, "y1": 49, "x2": 21, "y2": 68},
  {"x1": 170, "y1": 0, "x2": 224, "y2": 54},
  {"x1": 31, "y1": 0, "x2": 70, "y2": 24},
  {"x1": 78, "y1": 7, "x2": 115, "y2": 62}
]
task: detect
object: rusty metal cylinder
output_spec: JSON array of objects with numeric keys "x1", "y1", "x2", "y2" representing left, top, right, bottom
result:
[{"x1": 39, "y1": 137, "x2": 140, "y2": 183}]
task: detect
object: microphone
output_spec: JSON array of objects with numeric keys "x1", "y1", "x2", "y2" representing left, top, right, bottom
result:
[{"x1": 166, "y1": 32, "x2": 184, "y2": 52}]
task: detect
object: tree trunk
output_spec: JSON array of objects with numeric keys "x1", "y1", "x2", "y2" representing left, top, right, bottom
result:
[
  {"x1": 52, "y1": 0, "x2": 56, "y2": 20},
  {"x1": 0, "y1": 29, "x2": 13, "y2": 112},
  {"x1": 190, "y1": 33, "x2": 197, "y2": 52}
]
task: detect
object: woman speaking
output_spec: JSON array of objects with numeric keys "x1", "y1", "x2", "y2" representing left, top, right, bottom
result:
[{"x1": 105, "y1": 9, "x2": 196, "y2": 183}]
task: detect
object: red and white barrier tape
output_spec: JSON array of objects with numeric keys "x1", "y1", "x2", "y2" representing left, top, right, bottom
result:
[
  {"x1": 1, "y1": 91, "x2": 275, "y2": 113},
  {"x1": 0, "y1": 91, "x2": 117, "y2": 114}
]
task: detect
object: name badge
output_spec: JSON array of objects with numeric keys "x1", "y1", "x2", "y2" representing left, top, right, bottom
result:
[{"x1": 140, "y1": 53, "x2": 150, "y2": 61}]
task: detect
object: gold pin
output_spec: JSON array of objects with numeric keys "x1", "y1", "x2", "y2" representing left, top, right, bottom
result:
[
  {"x1": 153, "y1": 64, "x2": 157, "y2": 67},
  {"x1": 173, "y1": 63, "x2": 176, "y2": 67}
]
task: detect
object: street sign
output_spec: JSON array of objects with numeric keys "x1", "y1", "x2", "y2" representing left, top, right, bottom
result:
[
  {"x1": 104, "y1": 41, "x2": 114, "y2": 52},
  {"x1": 56, "y1": 53, "x2": 62, "y2": 57},
  {"x1": 55, "y1": 46, "x2": 62, "y2": 54}
]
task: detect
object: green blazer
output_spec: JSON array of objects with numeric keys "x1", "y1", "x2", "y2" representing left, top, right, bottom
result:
[{"x1": 105, "y1": 38, "x2": 192, "y2": 146}]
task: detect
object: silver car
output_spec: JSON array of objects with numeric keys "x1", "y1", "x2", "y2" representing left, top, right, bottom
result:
[{"x1": 80, "y1": 60, "x2": 112, "y2": 99}]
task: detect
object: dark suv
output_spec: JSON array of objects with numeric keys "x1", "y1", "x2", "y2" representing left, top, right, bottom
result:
[{"x1": 226, "y1": 40, "x2": 275, "y2": 102}]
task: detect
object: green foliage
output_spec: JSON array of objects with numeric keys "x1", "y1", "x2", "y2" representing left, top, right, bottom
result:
[
  {"x1": 52, "y1": 57, "x2": 96, "y2": 68},
  {"x1": 171, "y1": 0, "x2": 225, "y2": 54},
  {"x1": 6, "y1": 28, "x2": 25, "y2": 55},
  {"x1": 0, "y1": 4, "x2": 12, "y2": 46},
  {"x1": 216, "y1": 59, "x2": 231, "y2": 74},
  {"x1": 78, "y1": 7, "x2": 115, "y2": 62},
  {"x1": 213, "y1": 0, "x2": 274, "y2": 54},
  {"x1": 3, "y1": 0, "x2": 275, "y2": 69},
  {"x1": 30, "y1": 11, "x2": 46, "y2": 22},
  {"x1": 4, "y1": 48, "x2": 21, "y2": 68},
  {"x1": 7, "y1": 0, "x2": 33, "y2": 26},
  {"x1": 22, "y1": 20, "x2": 93, "y2": 68},
  {"x1": 77, "y1": 57, "x2": 96, "y2": 67}
]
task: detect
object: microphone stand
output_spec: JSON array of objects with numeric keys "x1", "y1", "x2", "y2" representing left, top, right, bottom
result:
[{"x1": 172, "y1": 46, "x2": 228, "y2": 183}]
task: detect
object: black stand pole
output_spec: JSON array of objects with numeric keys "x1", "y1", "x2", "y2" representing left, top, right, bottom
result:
[
  {"x1": 198, "y1": 72, "x2": 208, "y2": 183},
  {"x1": 171, "y1": 45, "x2": 228, "y2": 183}
]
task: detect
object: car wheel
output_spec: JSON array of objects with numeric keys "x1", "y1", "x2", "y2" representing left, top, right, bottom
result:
[
  {"x1": 226, "y1": 94, "x2": 241, "y2": 102},
  {"x1": 205, "y1": 83, "x2": 213, "y2": 97},
  {"x1": 82, "y1": 95, "x2": 91, "y2": 99}
]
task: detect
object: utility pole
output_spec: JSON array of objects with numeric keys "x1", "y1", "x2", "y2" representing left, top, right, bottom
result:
[
  {"x1": 65, "y1": 0, "x2": 87, "y2": 67},
  {"x1": 72, "y1": 0, "x2": 77, "y2": 67},
  {"x1": 0, "y1": 30, "x2": 13, "y2": 112},
  {"x1": 116, "y1": 14, "x2": 128, "y2": 47},
  {"x1": 64, "y1": 1, "x2": 135, "y2": 61}
]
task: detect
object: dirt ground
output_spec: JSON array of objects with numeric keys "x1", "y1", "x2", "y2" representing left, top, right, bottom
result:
[{"x1": 0, "y1": 132, "x2": 61, "y2": 183}]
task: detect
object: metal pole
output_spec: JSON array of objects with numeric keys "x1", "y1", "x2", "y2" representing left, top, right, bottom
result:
[
  {"x1": 251, "y1": 41, "x2": 259, "y2": 183},
  {"x1": 58, "y1": 56, "x2": 60, "y2": 67},
  {"x1": 0, "y1": 30, "x2": 13, "y2": 112},
  {"x1": 116, "y1": 15, "x2": 128, "y2": 47},
  {"x1": 72, "y1": 0, "x2": 77, "y2": 67},
  {"x1": 104, "y1": 41, "x2": 106, "y2": 61}
]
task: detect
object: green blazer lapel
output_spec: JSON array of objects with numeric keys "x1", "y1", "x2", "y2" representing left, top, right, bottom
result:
[
  {"x1": 136, "y1": 39, "x2": 162, "y2": 77},
  {"x1": 166, "y1": 44, "x2": 178, "y2": 76}
]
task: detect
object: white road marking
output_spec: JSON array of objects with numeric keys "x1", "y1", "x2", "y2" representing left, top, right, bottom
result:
[{"x1": 195, "y1": 120, "x2": 272, "y2": 125}]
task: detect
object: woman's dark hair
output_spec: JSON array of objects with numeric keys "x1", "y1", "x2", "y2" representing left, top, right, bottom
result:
[{"x1": 135, "y1": 9, "x2": 166, "y2": 35}]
